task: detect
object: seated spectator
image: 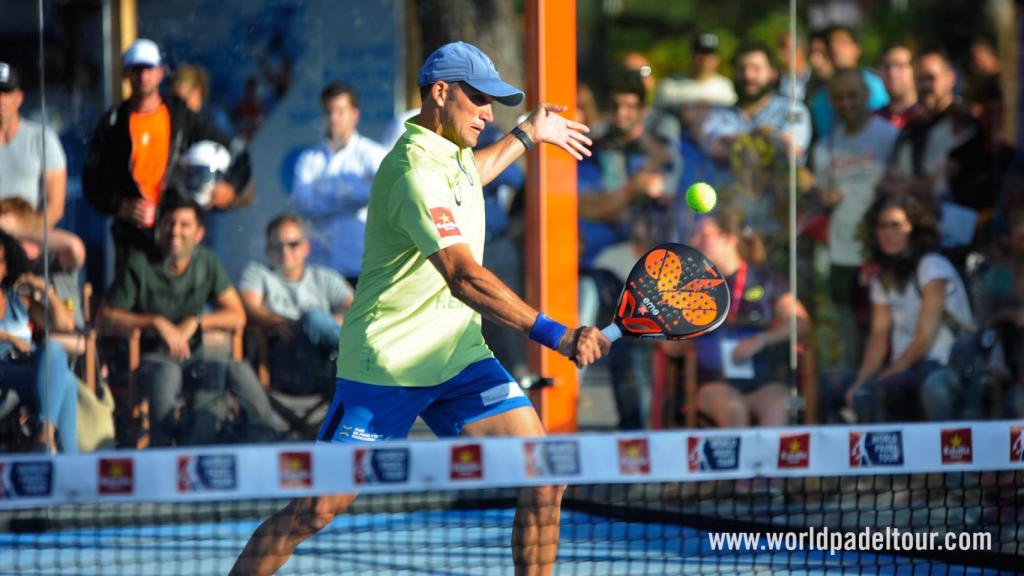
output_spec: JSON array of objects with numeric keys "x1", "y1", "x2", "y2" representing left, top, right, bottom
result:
[
  {"x1": 668, "y1": 207, "x2": 809, "y2": 427},
  {"x1": 97, "y1": 195, "x2": 275, "y2": 446},
  {"x1": 807, "y1": 25, "x2": 889, "y2": 140},
  {"x1": 239, "y1": 214, "x2": 352, "y2": 395},
  {"x1": 0, "y1": 62, "x2": 86, "y2": 273},
  {"x1": 0, "y1": 230, "x2": 77, "y2": 453},
  {"x1": 822, "y1": 193, "x2": 974, "y2": 423},
  {"x1": 657, "y1": 33, "x2": 737, "y2": 107}
]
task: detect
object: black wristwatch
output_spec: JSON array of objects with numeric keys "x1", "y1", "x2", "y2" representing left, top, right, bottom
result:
[{"x1": 511, "y1": 125, "x2": 534, "y2": 151}]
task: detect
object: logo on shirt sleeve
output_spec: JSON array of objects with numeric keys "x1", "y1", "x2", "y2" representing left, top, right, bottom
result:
[{"x1": 429, "y1": 207, "x2": 462, "y2": 238}]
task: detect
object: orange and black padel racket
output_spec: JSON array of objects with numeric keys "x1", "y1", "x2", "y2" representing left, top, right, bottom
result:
[{"x1": 601, "y1": 243, "x2": 730, "y2": 343}]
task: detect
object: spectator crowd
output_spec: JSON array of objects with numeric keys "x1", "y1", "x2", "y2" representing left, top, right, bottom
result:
[{"x1": 2, "y1": 22, "x2": 1022, "y2": 454}]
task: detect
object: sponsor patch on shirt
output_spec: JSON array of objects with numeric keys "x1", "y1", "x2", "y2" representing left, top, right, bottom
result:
[{"x1": 430, "y1": 207, "x2": 461, "y2": 238}]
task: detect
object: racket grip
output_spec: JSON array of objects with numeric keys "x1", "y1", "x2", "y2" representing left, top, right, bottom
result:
[{"x1": 601, "y1": 324, "x2": 622, "y2": 343}]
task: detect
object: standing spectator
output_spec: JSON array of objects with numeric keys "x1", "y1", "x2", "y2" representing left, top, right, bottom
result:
[
  {"x1": 803, "y1": 30, "x2": 834, "y2": 106},
  {"x1": 882, "y1": 50, "x2": 990, "y2": 217},
  {"x1": 239, "y1": 214, "x2": 352, "y2": 396},
  {"x1": 172, "y1": 64, "x2": 234, "y2": 138},
  {"x1": 670, "y1": 208, "x2": 809, "y2": 427},
  {"x1": 0, "y1": 230, "x2": 78, "y2": 453},
  {"x1": 702, "y1": 43, "x2": 812, "y2": 241},
  {"x1": 808, "y1": 26, "x2": 889, "y2": 140},
  {"x1": 811, "y1": 70, "x2": 898, "y2": 370},
  {"x1": 875, "y1": 45, "x2": 923, "y2": 130},
  {"x1": 292, "y1": 83, "x2": 386, "y2": 286},
  {"x1": 823, "y1": 193, "x2": 973, "y2": 423},
  {"x1": 965, "y1": 36, "x2": 1004, "y2": 148},
  {"x1": 97, "y1": 196, "x2": 275, "y2": 446},
  {"x1": 778, "y1": 32, "x2": 810, "y2": 101},
  {"x1": 657, "y1": 33, "x2": 737, "y2": 108},
  {"x1": 83, "y1": 39, "x2": 250, "y2": 272}
]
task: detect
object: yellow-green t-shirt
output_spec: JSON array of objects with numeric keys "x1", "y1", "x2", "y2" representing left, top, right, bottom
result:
[{"x1": 336, "y1": 121, "x2": 492, "y2": 386}]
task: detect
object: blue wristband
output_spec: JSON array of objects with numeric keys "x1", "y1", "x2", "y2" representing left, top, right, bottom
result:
[{"x1": 529, "y1": 313, "x2": 568, "y2": 351}]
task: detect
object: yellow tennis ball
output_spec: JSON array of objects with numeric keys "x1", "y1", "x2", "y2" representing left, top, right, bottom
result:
[{"x1": 686, "y1": 182, "x2": 717, "y2": 214}]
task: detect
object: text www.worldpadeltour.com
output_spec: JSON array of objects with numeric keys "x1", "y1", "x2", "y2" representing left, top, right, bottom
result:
[{"x1": 708, "y1": 526, "x2": 992, "y2": 555}]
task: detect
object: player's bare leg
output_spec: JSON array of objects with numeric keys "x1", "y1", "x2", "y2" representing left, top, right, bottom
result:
[
  {"x1": 463, "y1": 406, "x2": 564, "y2": 576},
  {"x1": 229, "y1": 492, "x2": 357, "y2": 575}
]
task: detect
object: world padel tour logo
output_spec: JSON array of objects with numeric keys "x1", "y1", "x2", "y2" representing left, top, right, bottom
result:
[
  {"x1": 279, "y1": 451, "x2": 312, "y2": 489},
  {"x1": 0, "y1": 461, "x2": 53, "y2": 500},
  {"x1": 524, "y1": 441, "x2": 580, "y2": 478},
  {"x1": 354, "y1": 448, "x2": 410, "y2": 485},
  {"x1": 941, "y1": 428, "x2": 973, "y2": 464},
  {"x1": 177, "y1": 454, "x2": 238, "y2": 492},
  {"x1": 778, "y1": 433, "x2": 810, "y2": 469},
  {"x1": 450, "y1": 444, "x2": 483, "y2": 481},
  {"x1": 429, "y1": 207, "x2": 461, "y2": 238},
  {"x1": 849, "y1": 431, "x2": 904, "y2": 467},
  {"x1": 98, "y1": 458, "x2": 134, "y2": 495},
  {"x1": 687, "y1": 436, "x2": 740, "y2": 472},
  {"x1": 1012, "y1": 426, "x2": 1024, "y2": 463},
  {"x1": 618, "y1": 438, "x2": 651, "y2": 475}
]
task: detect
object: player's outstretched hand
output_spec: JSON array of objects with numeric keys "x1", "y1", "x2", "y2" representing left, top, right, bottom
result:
[
  {"x1": 558, "y1": 326, "x2": 611, "y2": 368},
  {"x1": 520, "y1": 104, "x2": 592, "y2": 160}
]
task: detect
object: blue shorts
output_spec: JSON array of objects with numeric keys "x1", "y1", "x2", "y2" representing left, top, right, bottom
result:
[{"x1": 317, "y1": 358, "x2": 533, "y2": 443}]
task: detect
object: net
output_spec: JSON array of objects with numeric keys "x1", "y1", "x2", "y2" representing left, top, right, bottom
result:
[{"x1": 1, "y1": 421, "x2": 1022, "y2": 575}]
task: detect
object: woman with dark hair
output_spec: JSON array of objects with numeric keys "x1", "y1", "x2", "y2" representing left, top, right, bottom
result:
[
  {"x1": 675, "y1": 207, "x2": 810, "y2": 427},
  {"x1": 829, "y1": 193, "x2": 973, "y2": 422},
  {"x1": 0, "y1": 229, "x2": 78, "y2": 453}
]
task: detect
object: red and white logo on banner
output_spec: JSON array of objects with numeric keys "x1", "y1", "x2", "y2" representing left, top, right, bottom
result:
[
  {"x1": 778, "y1": 433, "x2": 810, "y2": 469},
  {"x1": 1011, "y1": 426, "x2": 1023, "y2": 463},
  {"x1": 618, "y1": 438, "x2": 651, "y2": 475},
  {"x1": 279, "y1": 451, "x2": 312, "y2": 489},
  {"x1": 98, "y1": 458, "x2": 134, "y2": 495},
  {"x1": 430, "y1": 207, "x2": 461, "y2": 238},
  {"x1": 941, "y1": 428, "x2": 973, "y2": 464},
  {"x1": 450, "y1": 444, "x2": 483, "y2": 480}
]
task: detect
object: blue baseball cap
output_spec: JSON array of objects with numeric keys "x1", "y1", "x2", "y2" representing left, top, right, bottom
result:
[{"x1": 418, "y1": 42, "x2": 524, "y2": 107}]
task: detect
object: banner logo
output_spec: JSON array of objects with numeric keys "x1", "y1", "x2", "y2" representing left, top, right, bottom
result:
[
  {"x1": 1011, "y1": 426, "x2": 1023, "y2": 463},
  {"x1": 450, "y1": 444, "x2": 483, "y2": 481},
  {"x1": 777, "y1": 433, "x2": 810, "y2": 469},
  {"x1": 0, "y1": 461, "x2": 53, "y2": 500},
  {"x1": 279, "y1": 451, "x2": 312, "y2": 489},
  {"x1": 618, "y1": 438, "x2": 651, "y2": 475},
  {"x1": 524, "y1": 441, "x2": 580, "y2": 478},
  {"x1": 688, "y1": 436, "x2": 740, "y2": 472},
  {"x1": 354, "y1": 448, "x2": 410, "y2": 485},
  {"x1": 941, "y1": 428, "x2": 973, "y2": 464},
  {"x1": 98, "y1": 458, "x2": 134, "y2": 495},
  {"x1": 178, "y1": 454, "x2": 238, "y2": 492},
  {"x1": 849, "y1": 431, "x2": 904, "y2": 468}
]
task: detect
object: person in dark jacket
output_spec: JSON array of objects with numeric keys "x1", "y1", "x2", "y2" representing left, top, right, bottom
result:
[{"x1": 82, "y1": 39, "x2": 250, "y2": 270}]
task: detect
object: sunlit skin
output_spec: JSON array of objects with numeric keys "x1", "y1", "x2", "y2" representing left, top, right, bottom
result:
[
  {"x1": 157, "y1": 207, "x2": 205, "y2": 271},
  {"x1": 875, "y1": 207, "x2": 913, "y2": 257},
  {"x1": 126, "y1": 65, "x2": 164, "y2": 112},
  {"x1": 267, "y1": 221, "x2": 309, "y2": 282},
  {"x1": 735, "y1": 51, "x2": 777, "y2": 104},
  {"x1": 324, "y1": 93, "x2": 360, "y2": 149},
  {"x1": 430, "y1": 81, "x2": 493, "y2": 149},
  {"x1": 0, "y1": 88, "x2": 23, "y2": 138},
  {"x1": 828, "y1": 28, "x2": 862, "y2": 69}
]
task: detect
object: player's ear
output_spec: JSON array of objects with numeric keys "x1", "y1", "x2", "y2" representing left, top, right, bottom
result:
[{"x1": 432, "y1": 81, "x2": 447, "y2": 108}]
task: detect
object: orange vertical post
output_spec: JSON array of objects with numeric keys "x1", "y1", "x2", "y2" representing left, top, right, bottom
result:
[{"x1": 525, "y1": 0, "x2": 578, "y2": 433}]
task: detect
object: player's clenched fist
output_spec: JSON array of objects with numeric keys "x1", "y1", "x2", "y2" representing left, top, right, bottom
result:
[{"x1": 558, "y1": 326, "x2": 612, "y2": 368}]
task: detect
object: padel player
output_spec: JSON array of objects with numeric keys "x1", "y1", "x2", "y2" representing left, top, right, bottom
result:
[{"x1": 231, "y1": 42, "x2": 610, "y2": 575}]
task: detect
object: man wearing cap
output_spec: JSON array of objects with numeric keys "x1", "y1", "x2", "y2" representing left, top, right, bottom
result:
[
  {"x1": 657, "y1": 33, "x2": 737, "y2": 108},
  {"x1": 0, "y1": 62, "x2": 86, "y2": 275},
  {"x1": 232, "y1": 41, "x2": 609, "y2": 576},
  {"x1": 83, "y1": 39, "x2": 251, "y2": 270}
]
